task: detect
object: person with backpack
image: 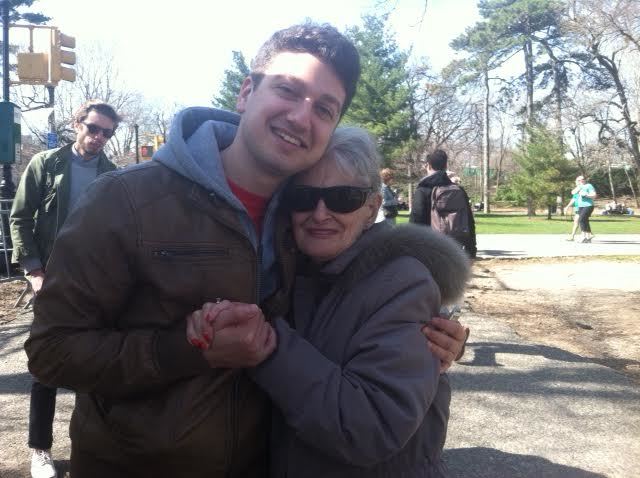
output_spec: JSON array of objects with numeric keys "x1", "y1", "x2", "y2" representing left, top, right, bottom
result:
[{"x1": 409, "y1": 149, "x2": 477, "y2": 259}]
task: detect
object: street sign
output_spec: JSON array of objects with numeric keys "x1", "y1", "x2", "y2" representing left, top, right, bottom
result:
[{"x1": 47, "y1": 132, "x2": 58, "y2": 149}]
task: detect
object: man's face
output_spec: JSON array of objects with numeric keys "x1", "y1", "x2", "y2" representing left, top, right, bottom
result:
[
  {"x1": 235, "y1": 52, "x2": 346, "y2": 180},
  {"x1": 73, "y1": 110, "x2": 116, "y2": 158}
]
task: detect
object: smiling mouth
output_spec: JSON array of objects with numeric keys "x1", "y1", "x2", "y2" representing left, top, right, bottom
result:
[
  {"x1": 273, "y1": 128, "x2": 307, "y2": 149},
  {"x1": 307, "y1": 228, "x2": 337, "y2": 236}
]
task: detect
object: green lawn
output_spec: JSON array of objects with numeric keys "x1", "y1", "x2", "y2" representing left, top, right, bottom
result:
[{"x1": 396, "y1": 212, "x2": 640, "y2": 234}]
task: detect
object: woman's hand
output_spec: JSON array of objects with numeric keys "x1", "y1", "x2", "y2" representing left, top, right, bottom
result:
[{"x1": 186, "y1": 301, "x2": 277, "y2": 368}]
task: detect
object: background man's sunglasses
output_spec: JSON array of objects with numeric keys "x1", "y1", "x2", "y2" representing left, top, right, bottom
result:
[
  {"x1": 285, "y1": 186, "x2": 372, "y2": 214},
  {"x1": 82, "y1": 122, "x2": 114, "y2": 139}
]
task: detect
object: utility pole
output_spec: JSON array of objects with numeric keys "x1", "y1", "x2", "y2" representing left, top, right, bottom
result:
[
  {"x1": 1, "y1": 0, "x2": 17, "y2": 265},
  {"x1": 134, "y1": 124, "x2": 139, "y2": 164}
]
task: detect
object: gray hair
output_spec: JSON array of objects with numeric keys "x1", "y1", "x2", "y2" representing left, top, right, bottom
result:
[{"x1": 321, "y1": 126, "x2": 382, "y2": 190}]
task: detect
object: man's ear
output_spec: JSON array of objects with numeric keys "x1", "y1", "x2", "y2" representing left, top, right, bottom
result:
[{"x1": 236, "y1": 76, "x2": 254, "y2": 113}]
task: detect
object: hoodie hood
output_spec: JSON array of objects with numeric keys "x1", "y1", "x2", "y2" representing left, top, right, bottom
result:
[
  {"x1": 153, "y1": 107, "x2": 244, "y2": 209},
  {"x1": 417, "y1": 170, "x2": 452, "y2": 189}
]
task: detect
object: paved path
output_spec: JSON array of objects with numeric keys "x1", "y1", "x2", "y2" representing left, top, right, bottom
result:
[
  {"x1": 477, "y1": 234, "x2": 640, "y2": 259},
  {"x1": 1, "y1": 235, "x2": 639, "y2": 477},
  {"x1": 444, "y1": 314, "x2": 640, "y2": 478}
]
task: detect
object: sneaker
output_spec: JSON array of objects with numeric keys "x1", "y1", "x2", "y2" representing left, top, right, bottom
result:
[{"x1": 30, "y1": 449, "x2": 57, "y2": 478}]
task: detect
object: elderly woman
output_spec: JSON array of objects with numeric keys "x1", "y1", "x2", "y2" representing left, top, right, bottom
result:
[{"x1": 188, "y1": 127, "x2": 469, "y2": 477}]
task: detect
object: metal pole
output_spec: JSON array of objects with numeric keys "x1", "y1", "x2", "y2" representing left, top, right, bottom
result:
[
  {"x1": 2, "y1": 0, "x2": 9, "y2": 101},
  {"x1": 0, "y1": 2, "x2": 16, "y2": 257},
  {"x1": 134, "y1": 124, "x2": 139, "y2": 164}
]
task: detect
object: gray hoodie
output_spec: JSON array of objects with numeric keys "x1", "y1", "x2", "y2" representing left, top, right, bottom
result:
[{"x1": 154, "y1": 106, "x2": 285, "y2": 301}]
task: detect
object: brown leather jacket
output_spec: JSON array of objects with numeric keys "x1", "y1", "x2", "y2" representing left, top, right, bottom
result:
[{"x1": 25, "y1": 149, "x2": 297, "y2": 474}]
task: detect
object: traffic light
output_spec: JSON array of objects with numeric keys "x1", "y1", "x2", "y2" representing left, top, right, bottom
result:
[
  {"x1": 17, "y1": 53, "x2": 49, "y2": 84},
  {"x1": 153, "y1": 135, "x2": 165, "y2": 151},
  {"x1": 50, "y1": 28, "x2": 76, "y2": 84},
  {"x1": 140, "y1": 145, "x2": 154, "y2": 160}
]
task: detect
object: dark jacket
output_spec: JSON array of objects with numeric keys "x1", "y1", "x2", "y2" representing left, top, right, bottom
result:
[
  {"x1": 410, "y1": 171, "x2": 477, "y2": 258},
  {"x1": 9, "y1": 143, "x2": 116, "y2": 271},
  {"x1": 24, "y1": 108, "x2": 297, "y2": 476},
  {"x1": 251, "y1": 222, "x2": 470, "y2": 477}
]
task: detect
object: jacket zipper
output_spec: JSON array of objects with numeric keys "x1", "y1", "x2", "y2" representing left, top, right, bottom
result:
[{"x1": 151, "y1": 249, "x2": 228, "y2": 258}]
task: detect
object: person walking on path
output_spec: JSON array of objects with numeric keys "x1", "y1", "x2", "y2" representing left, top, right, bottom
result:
[
  {"x1": 574, "y1": 175, "x2": 597, "y2": 243},
  {"x1": 563, "y1": 178, "x2": 582, "y2": 241},
  {"x1": 409, "y1": 149, "x2": 477, "y2": 259},
  {"x1": 10, "y1": 100, "x2": 121, "y2": 478}
]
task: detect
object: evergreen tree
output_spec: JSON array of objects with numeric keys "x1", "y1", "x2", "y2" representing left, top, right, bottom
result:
[
  {"x1": 343, "y1": 14, "x2": 414, "y2": 165},
  {"x1": 510, "y1": 126, "x2": 577, "y2": 216},
  {"x1": 212, "y1": 50, "x2": 250, "y2": 111}
]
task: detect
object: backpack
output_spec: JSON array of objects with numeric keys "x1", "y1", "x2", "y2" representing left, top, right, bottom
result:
[{"x1": 430, "y1": 184, "x2": 471, "y2": 241}]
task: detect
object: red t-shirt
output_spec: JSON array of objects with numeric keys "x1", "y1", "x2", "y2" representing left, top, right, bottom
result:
[{"x1": 227, "y1": 178, "x2": 269, "y2": 237}]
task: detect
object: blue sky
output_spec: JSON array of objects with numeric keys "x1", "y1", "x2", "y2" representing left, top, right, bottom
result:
[{"x1": 11, "y1": 0, "x2": 480, "y2": 109}]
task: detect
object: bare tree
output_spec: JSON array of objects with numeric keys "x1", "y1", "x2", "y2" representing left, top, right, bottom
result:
[{"x1": 565, "y1": 0, "x2": 640, "y2": 171}]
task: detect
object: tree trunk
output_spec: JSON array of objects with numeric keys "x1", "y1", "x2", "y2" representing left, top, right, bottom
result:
[
  {"x1": 623, "y1": 167, "x2": 639, "y2": 208},
  {"x1": 527, "y1": 196, "x2": 535, "y2": 216},
  {"x1": 594, "y1": 50, "x2": 640, "y2": 171},
  {"x1": 523, "y1": 18, "x2": 535, "y2": 127},
  {"x1": 495, "y1": 126, "x2": 505, "y2": 196},
  {"x1": 482, "y1": 67, "x2": 491, "y2": 213},
  {"x1": 607, "y1": 160, "x2": 617, "y2": 204}
]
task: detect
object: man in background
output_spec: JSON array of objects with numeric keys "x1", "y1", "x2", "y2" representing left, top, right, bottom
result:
[
  {"x1": 410, "y1": 149, "x2": 477, "y2": 258},
  {"x1": 10, "y1": 100, "x2": 120, "y2": 478}
]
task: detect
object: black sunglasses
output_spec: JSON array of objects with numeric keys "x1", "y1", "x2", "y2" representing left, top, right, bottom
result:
[
  {"x1": 285, "y1": 186, "x2": 373, "y2": 214},
  {"x1": 82, "y1": 122, "x2": 114, "y2": 139}
]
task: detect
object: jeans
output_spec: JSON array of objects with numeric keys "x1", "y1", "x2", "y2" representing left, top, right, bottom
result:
[{"x1": 28, "y1": 379, "x2": 57, "y2": 450}]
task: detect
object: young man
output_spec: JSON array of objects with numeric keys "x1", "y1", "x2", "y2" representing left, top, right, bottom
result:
[
  {"x1": 410, "y1": 149, "x2": 477, "y2": 259},
  {"x1": 10, "y1": 100, "x2": 121, "y2": 478},
  {"x1": 25, "y1": 23, "x2": 466, "y2": 477}
]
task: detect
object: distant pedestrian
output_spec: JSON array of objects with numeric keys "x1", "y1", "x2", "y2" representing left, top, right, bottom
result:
[
  {"x1": 574, "y1": 175, "x2": 597, "y2": 243},
  {"x1": 378, "y1": 168, "x2": 400, "y2": 225},
  {"x1": 563, "y1": 178, "x2": 581, "y2": 241},
  {"x1": 10, "y1": 99, "x2": 120, "y2": 478},
  {"x1": 410, "y1": 149, "x2": 477, "y2": 258}
]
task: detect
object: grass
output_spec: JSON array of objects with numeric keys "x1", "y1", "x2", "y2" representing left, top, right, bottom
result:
[{"x1": 396, "y1": 211, "x2": 640, "y2": 234}]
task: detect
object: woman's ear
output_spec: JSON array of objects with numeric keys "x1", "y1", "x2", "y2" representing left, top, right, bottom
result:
[{"x1": 367, "y1": 193, "x2": 383, "y2": 221}]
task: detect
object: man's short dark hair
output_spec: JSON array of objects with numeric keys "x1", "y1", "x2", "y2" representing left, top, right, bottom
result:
[
  {"x1": 250, "y1": 22, "x2": 360, "y2": 115},
  {"x1": 74, "y1": 100, "x2": 123, "y2": 128},
  {"x1": 427, "y1": 149, "x2": 448, "y2": 171}
]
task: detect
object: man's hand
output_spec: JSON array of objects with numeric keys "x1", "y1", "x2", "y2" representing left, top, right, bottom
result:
[
  {"x1": 422, "y1": 317, "x2": 469, "y2": 373},
  {"x1": 186, "y1": 301, "x2": 276, "y2": 368},
  {"x1": 27, "y1": 269, "x2": 45, "y2": 294}
]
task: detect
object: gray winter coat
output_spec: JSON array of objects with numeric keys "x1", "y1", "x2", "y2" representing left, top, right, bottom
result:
[{"x1": 251, "y1": 222, "x2": 470, "y2": 478}]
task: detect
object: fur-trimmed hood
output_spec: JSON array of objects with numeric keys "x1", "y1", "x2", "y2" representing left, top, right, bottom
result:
[{"x1": 323, "y1": 222, "x2": 471, "y2": 305}]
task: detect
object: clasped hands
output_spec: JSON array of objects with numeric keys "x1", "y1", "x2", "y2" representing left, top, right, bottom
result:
[
  {"x1": 186, "y1": 301, "x2": 468, "y2": 373},
  {"x1": 186, "y1": 301, "x2": 276, "y2": 369}
]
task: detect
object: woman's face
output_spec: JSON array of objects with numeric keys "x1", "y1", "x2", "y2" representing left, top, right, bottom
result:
[{"x1": 290, "y1": 157, "x2": 381, "y2": 263}]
